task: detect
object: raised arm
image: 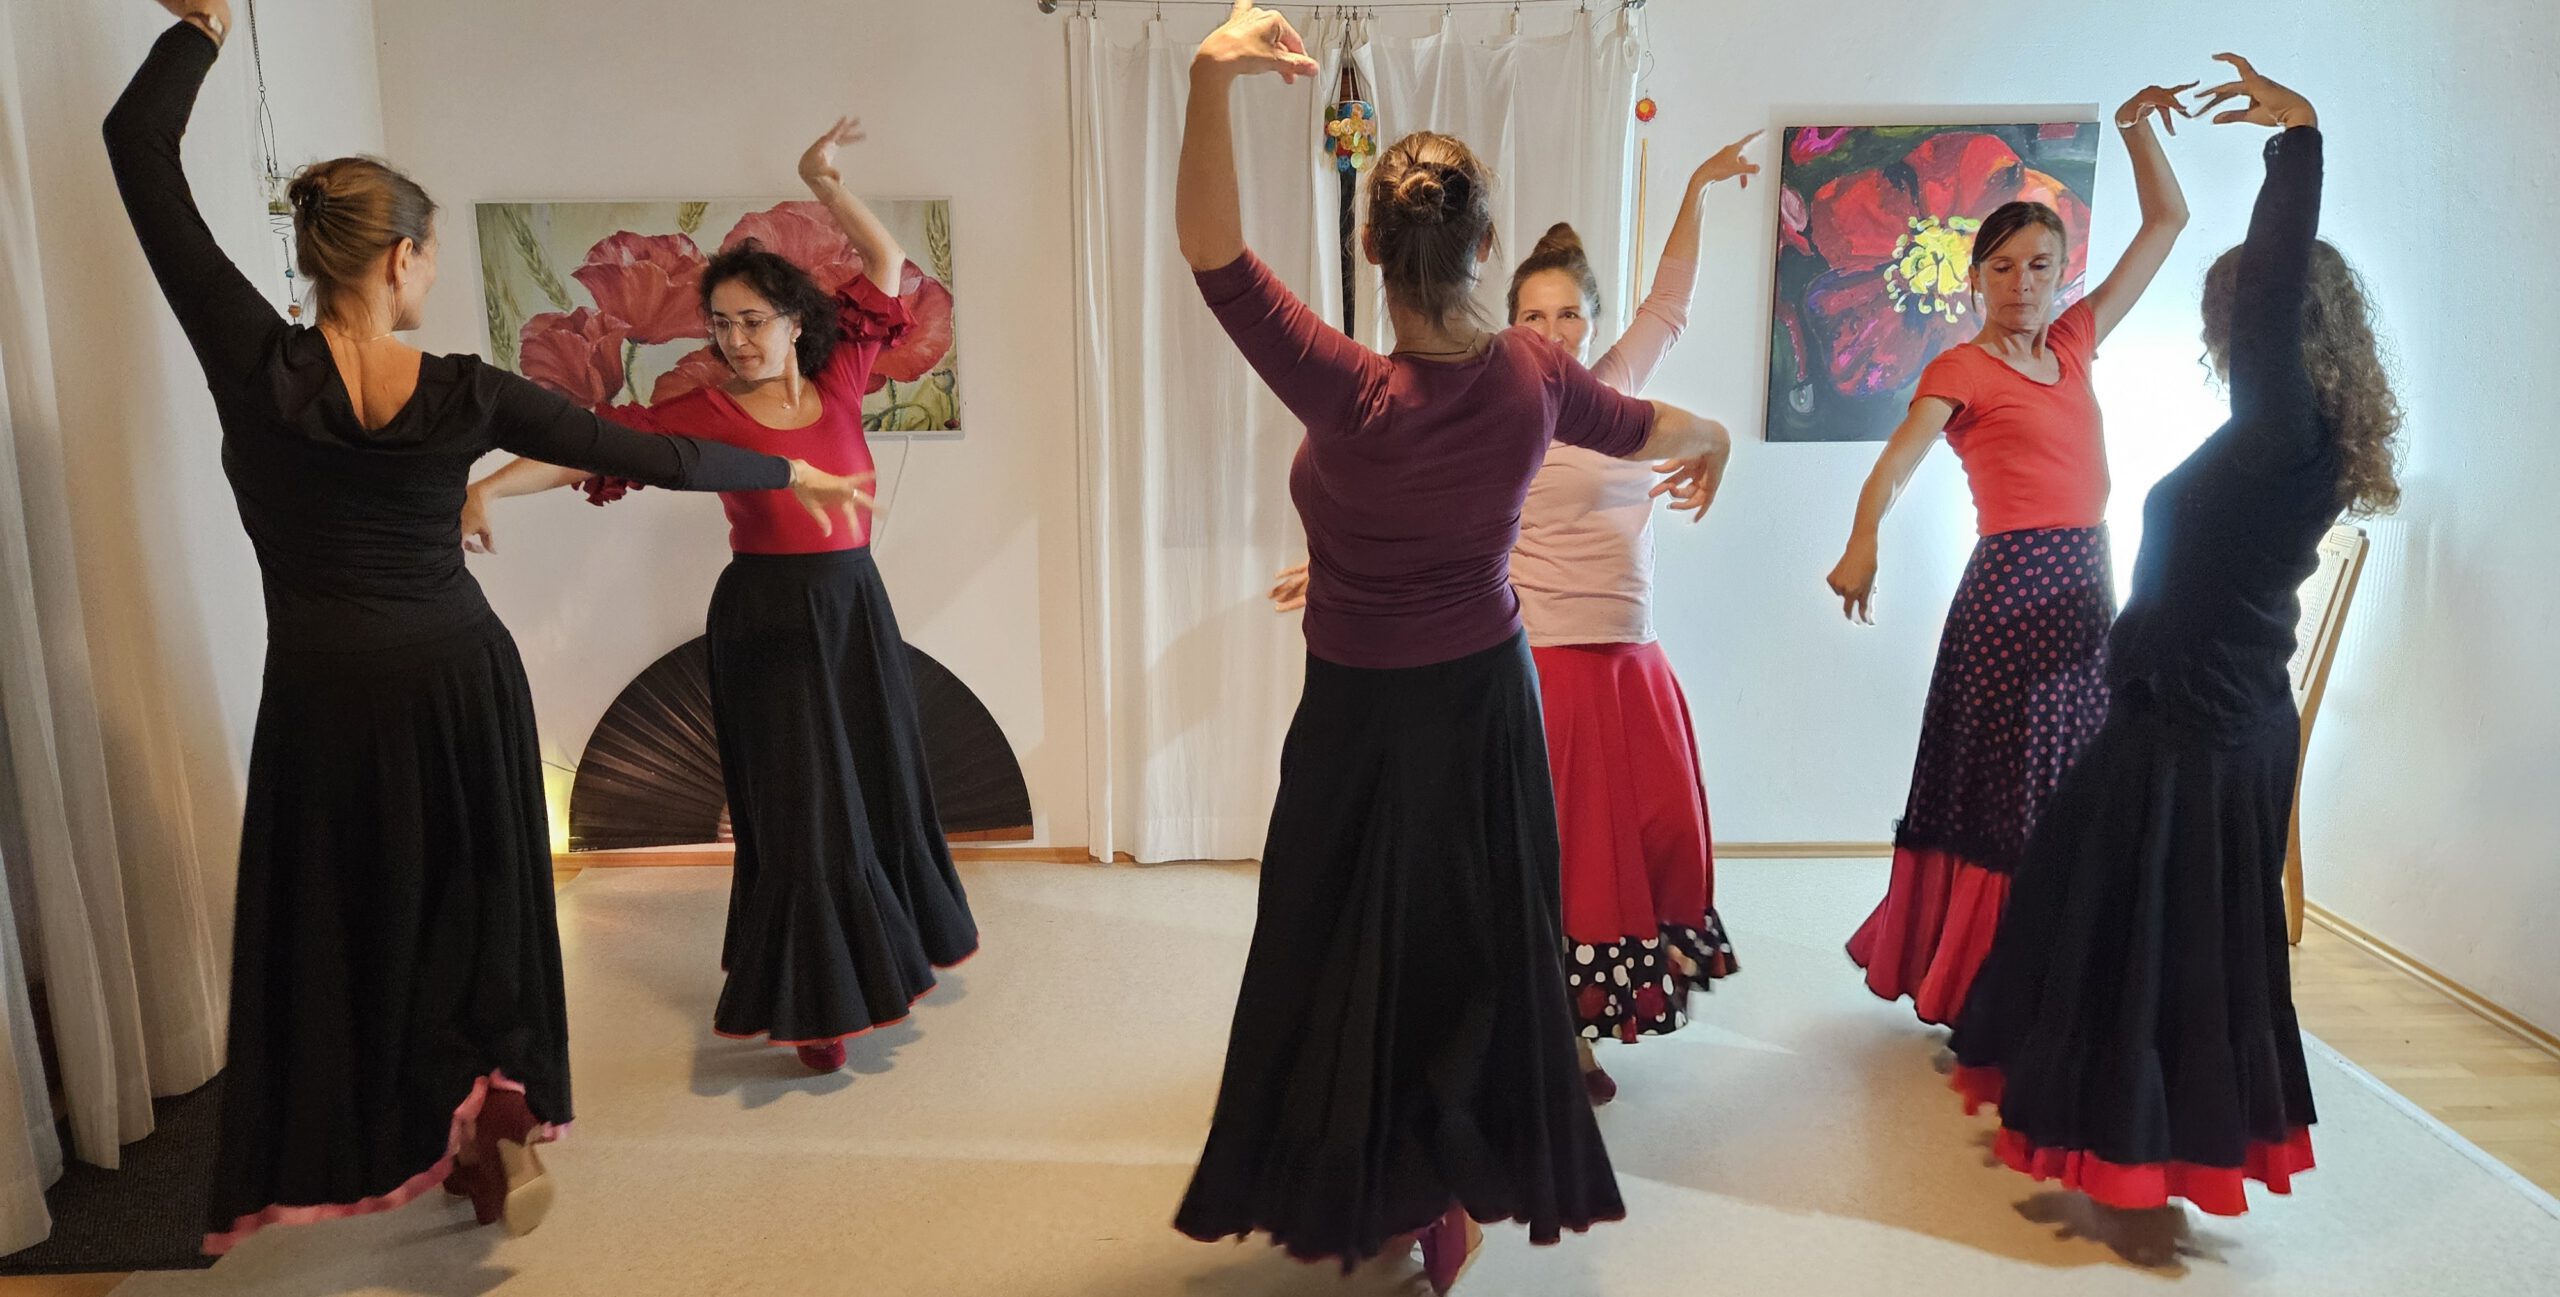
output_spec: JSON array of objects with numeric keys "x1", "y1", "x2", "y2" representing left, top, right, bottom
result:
[
  {"x1": 1178, "y1": 4, "x2": 1318, "y2": 271},
  {"x1": 1825, "y1": 397, "x2": 1957, "y2": 623},
  {"x1": 1593, "y1": 131, "x2": 1760, "y2": 395},
  {"x1": 2200, "y1": 55, "x2": 2324, "y2": 436},
  {"x1": 104, "y1": 9, "x2": 287, "y2": 389},
  {"x1": 2082, "y1": 83, "x2": 2196, "y2": 344},
  {"x1": 799, "y1": 118, "x2": 905, "y2": 297}
]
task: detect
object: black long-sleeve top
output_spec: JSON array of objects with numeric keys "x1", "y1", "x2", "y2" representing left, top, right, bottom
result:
[
  {"x1": 2104, "y1": 127, "x2": 2341, "y2": 736},
  {"x1": 104, "y1": 22, "x2": 790, "y2": 653}
]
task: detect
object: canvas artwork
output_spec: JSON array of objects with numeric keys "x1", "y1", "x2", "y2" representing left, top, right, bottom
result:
[
  {"x1": 1764, "y1": 123, "x2": 2099, "y2": 443},
  {"x1": 476, "y1": 198, "x2": 961, "y2": 434}
]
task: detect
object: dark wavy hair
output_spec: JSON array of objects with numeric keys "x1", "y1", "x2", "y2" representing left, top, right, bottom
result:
[
  {"x1": 699, "y1": 240, "x2": 841, "y2": 376},
  {"x1": 1507, "y1": 222, "x2": 1602, "y2": 324},
  {"x1": 2201, "y1": 239, "x2": 2405, "y2": 516}
]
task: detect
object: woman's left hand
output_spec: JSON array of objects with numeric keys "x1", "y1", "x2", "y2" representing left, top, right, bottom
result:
[
  {"x1": 1691, "y1": 130, "x2": 1764, "y2": 190},
  {"x1": 2117, "y1": 83, "x2": 2199, "y2": 134},
  {"x1": 460, "y1": 486, "x2": 496, "y2": 554},
  {"x1": 1650, "y1": 427, "x2": 1731, "y2": 522},
  {"x1": 799, "y1": 117, "x2": 865, "y2": 189}
]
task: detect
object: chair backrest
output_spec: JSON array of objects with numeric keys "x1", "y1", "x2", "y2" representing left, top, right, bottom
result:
[{"x1": 2290, "y1": 523, "x2": 2371, "y2": 726}]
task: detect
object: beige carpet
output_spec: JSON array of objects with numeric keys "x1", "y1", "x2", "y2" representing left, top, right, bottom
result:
[{"x1": 113, "y1": 859, "x2": 2560, "y2": 1296}]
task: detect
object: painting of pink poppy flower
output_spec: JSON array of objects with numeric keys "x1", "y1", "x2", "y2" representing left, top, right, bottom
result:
[
  {"x1": 477, "y1": 196, "x2": 964, "y2": 434},
  {"x1": 1764, "y1": 122, "x2": 2099, "y2": 442}
]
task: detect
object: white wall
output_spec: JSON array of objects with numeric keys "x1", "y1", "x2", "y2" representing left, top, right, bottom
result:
[
  {"x1": 360, "y1": 0, "x2": 2557, "y2": 1027},
  {"x1": 12, "y1": 0, "x2": 386, "y2": 949},
  {"x1": 1629, "y1": 0, "x2": 2560, "y2": 1030},
  {"x1": 367, "y1": 0, "x2": 1089, "y2": 847}
]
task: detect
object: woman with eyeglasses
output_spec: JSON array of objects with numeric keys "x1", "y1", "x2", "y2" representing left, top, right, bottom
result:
[{"x1": 471, "y1": 119, "x2": 977, "y2": 1076}]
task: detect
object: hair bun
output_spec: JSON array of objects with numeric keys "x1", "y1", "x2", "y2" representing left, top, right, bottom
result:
[
  {"x1": 1532, "y1": 222, "x2": 1583, "y2": 258},
  {"x1": 1393, "y1": 168, "x2": 1449, "y2": 223}
]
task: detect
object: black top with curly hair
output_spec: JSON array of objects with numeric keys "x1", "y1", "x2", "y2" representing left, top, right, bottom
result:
[{"x1": 700, "y1": 240, "x2": 843, "y2": 377}]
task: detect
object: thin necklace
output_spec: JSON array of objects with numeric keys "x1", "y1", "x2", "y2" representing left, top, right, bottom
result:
[{"x1": 1396, "y1": 335, "x2": 1487, "y2": 358}]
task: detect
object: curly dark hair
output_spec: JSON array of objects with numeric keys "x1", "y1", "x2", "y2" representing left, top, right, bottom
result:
[
  {"x1": 699, "y1": 240, "x2": 841, "y2": 377},
  {"x1": 2201, "y1": 239, "x2": 2405, "y2": 516}
]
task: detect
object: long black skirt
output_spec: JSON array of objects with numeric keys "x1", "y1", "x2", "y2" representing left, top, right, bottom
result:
[
  {"x1": 706, "y1": 549, "x2": 978, "y2": 1046},
  {"x1": 1175, "y1": 632, "x2": 1622, "y2": 1268},
  {"x1": 1949, "y1": 701, "x2": 2318, "y2": 1215},
  {"x1": 209, "y1": 615, "x2": 569, "y2": 1253}
]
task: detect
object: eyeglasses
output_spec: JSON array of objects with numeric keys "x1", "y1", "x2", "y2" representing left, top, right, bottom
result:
[{"x1": 706, "y1": 312, "x2": 787, "y2": 339}]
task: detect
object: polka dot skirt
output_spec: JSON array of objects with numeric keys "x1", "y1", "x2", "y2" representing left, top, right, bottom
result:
[
  {"x1": 1895, "y1": 526, "x2": 2116, "y2": 875},
  {"x1": 1565, "y1": 915, "x2": 1739, "y2": 1042}
]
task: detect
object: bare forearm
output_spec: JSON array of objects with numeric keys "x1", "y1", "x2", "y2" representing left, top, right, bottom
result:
[
  {"x1": 1661, "y1": 174, "x2": 1710, "y2": 263},
  {"x1": 472, "y1": 456, "x2": 591, "y2": 501},
  {"x1": 1636, "y1": 401, "x2": 1724, "y2": 461},
  {"x1": 1177, "y1": 66, "x2": 1246, "y2": 271},
  {"x1": 2122, "y1": 121, "x2": 2191, "y2": 230},
  {"x1": 808, "y1": 176, "x2": 905, "y2": 294}
]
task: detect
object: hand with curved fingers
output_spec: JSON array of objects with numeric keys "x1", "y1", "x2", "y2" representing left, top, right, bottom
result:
[
  {"x1": 1692, "y1": 130, "x2": 1764, "y2": 191},
  {"x1": 1826, "y1": 541, "x2": 1880, "y2": 625},
  {"x1": 461, "y1": 486, "x2": 496, "y2": 555},
  {"x1": 787, "y1": 462, "x2": 878, "y2": 538},
  {"x1": 2194, "y1": 54, "x2": 2318, "y2": 131},
  {"x1": 2117, "y1": 82, "x2": 2199, "y2": 134},
  {"x1": 1649, "y1": 421, "x2": 1731, "y2": 522},
  {"x1": 799, "y1": 117, "x2": 866, "y2": 189},
  {"x1": 1195, "y1": 1, "x2": 1320, "y2": 84},
  {"x1": 1270, "y1": 561, "x2": 1309, "y2": 613}
]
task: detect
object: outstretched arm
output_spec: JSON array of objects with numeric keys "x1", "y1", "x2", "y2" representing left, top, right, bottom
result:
[
  {"x1": 799, "y1": 118, "x2": 905, "y2": 296},
  {"x1": 2083, "y1": 83, "x2": 2196, "y2": 343}
]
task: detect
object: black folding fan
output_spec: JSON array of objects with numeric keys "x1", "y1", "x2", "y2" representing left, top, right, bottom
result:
[{"x1": 567, "y1": 637, "x2": 1033, "y2": 851}]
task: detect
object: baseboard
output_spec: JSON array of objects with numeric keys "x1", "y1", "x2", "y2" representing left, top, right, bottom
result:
[
  {"x1": 2305, "y1": 901, "x2": 2560, "y2": 1062},
  {"x1": 1715, "y1": 841, "x2": 1894, "y2": 859},
  {"x1": 557, "y1": 843, "x2": 1094, "y2": 867}
]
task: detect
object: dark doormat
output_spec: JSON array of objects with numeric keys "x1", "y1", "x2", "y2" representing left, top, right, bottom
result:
[{"x1": 0, "y1": 1075, "x2": 220, "y2": 1275}]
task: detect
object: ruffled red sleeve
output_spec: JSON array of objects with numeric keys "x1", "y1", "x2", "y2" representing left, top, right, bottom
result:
[{"x1": 837, "y1": 273, "x2": 911, "y2": 349}]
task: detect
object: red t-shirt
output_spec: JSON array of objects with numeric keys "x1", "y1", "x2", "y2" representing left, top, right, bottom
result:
[
  {"x1": 591, "y1": 277, "x2": 909, "y2": 552},
  {"x1": 1913, "y1": 299, "x2": 2108, "y2": 536}
]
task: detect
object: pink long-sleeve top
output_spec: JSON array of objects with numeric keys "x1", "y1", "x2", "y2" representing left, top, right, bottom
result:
[{"x1": 1509, "y1": 255, "x2": 1695, "y2": 646}]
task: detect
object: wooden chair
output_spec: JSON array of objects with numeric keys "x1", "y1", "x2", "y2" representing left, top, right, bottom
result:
[{"x1": 2283, "y1": 523, "x2": 2371, "y2": 945}]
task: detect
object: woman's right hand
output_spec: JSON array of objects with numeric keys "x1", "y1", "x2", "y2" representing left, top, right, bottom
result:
[
  {"x1": 1826, "y1": 540, "x2": 1880, "y2": 625},
  {"x1": 1270, "y1": 561, "x2": 1310, "y2": 613},
  {"x1": 2195, "y1": 54, "x2": 2317, "y2": 130},
  {"x1": 1194, "y1": 1, "x2": 1319, "y2": 83},
  {"x1": 787, "y1": 461, "x2": 878, "y2": 538}
]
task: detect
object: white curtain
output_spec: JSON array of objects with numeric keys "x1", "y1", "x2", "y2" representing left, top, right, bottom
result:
[
  {"x1": 1069, "y1": 4, "x2": 1638, "y2": 863},
  {"x1": 0, "y1": 0, "x2": 231, "y2": 1250}
]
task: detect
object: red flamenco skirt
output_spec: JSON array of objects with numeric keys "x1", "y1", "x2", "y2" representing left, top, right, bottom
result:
[
  {"x1": 1845, "y1": 847, "x2": 2008, "y2": 1026},
  {"x1": 1952, "y1": 1064, "x2": 2314, "y2": 1216},
  {"x1": 1533, "y1": 641, "x2": 1737, "y2": 1043}
]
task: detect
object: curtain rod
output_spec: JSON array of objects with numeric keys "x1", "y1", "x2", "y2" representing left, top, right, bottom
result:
[{"x1": 1037, "y1": 1, "x2": 1642, "y2": 13}]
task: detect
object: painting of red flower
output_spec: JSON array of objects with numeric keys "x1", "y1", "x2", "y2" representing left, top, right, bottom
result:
[
  {"x1": 1764, "y1": 123, "x2": 2099, "y2": 442},
  {"x1": 479, "y1": 197, "x2": 965, "y2": 433}
]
